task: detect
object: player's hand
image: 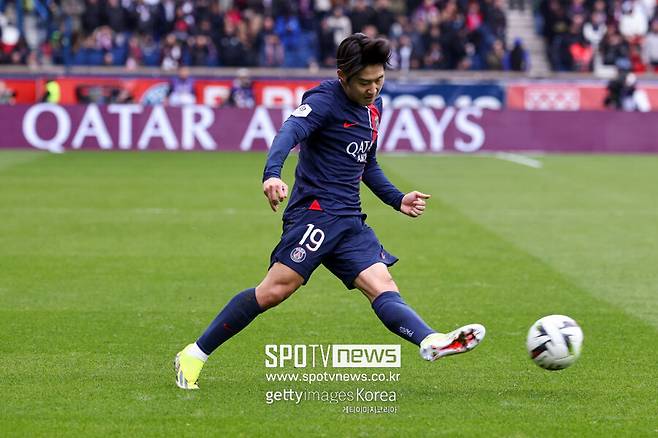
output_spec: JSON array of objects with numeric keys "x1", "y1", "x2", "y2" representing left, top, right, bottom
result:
[
  {"x1": 400, "y1": 191, "x2": 431, "y2": 218},
  {"x1": 263, "y1": 177, "x2": 289, "y2": 212}
]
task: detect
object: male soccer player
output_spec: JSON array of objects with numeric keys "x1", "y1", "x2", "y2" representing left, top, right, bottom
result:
[{"x1": 175, "y1": 34, "x2": 485, "y2": 390}]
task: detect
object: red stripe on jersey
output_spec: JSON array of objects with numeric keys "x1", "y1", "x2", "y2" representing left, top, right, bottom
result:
[{"x1": 367, "y1": 104, "x2": 379, "y2": 144}]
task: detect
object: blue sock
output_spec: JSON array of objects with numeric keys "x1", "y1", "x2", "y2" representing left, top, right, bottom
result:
[
  {"x1": 196, "y1": 288, "x2": 263, "y2": 355},
  {"x1": 371, "y1": 291, "x2": 436, "y2": 345}
]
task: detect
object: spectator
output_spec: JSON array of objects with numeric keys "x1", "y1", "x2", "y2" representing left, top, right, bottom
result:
[
  {"x1": 141, "y1": 34, "x2": 161, "y2": 66},
  {"x1": 1, "y1": 0, "x2": 511, "y2": 71},
  {"x1": 361, "y1": 24, "x2": 379, "y2": 39},
  {"x1": 643, "y1": 20, "x2": 658, "y2": 71},
  {"x1": 422, "y1": 23, "x2": 442, "y2": 53},
  {"x1": 465, "y1": 2, "x2": 484, "y2": 33},
  {"x1": 220, "y1": 20, "x2": 248, "y2": 66},
  {"x1": 8, "y1": 36, "x2": 31, "y2": 65},
  {"x1": 423, "y1": 40, "x2": 445, "y2": 68},
  {"x1": 396, "y1": 34, "x2": 422, "y2": 72},
  {"x1": 81, "y1": 0, "x2": 104, "y2": 35},
  {"x1": 619, "y1": 0, "x2": 648, "y2": 39},
  {"x1": 540, "y1": 0, "x2": 656, "y2": 71},
  {"x1": 600, "y1": 30, "x2": 631, "y2": 69},
  {"x1": 274, "y1": 9, "x2": 310, "y2": 67},
  {"x1": 207, "y1": 1, "x2": 225, "y2": 45},
  {"x1": 583, "y1": 12, "x2": 607, "y2": 48},
  {"x1": 604, "y1": 71, "x2": 639, "y2": 110},
  {"x1": 591, "y1": 0, "x2": 608, "y2": 16},
  {"x1": 167, "y1": 66, "x2": 196, "y2": 106},
  {"x1": 158, "y1": 0, "x2": 178, "y2": 36},
  {"x1": 0, "y1": 81, "x2": 16, "y2": 104},
  {"x1": 136, "y1": 0, "x2": 158, "y2": 36},
  {"x1": 189, "y1": 34, "x2": 218, "y2": 66},
  {"x1": 226, "y1": 68, "x2": 255, "y2": 108},
  {"x1": 509, "y1": 0, "x2": 526, "y2": 12},
  {"x1": 125, "y1": 35, "x2": 144, "y2": 70},
  {"x1": 350, "y1": 0, "x2": 375, "y2": 33},
  {"x1": 486, "y1": 0, "x2": 507, "y2": 41},
  {"x1": 414, "y1": 0, "x2": 440, "y2": 24},
  {"x1": 569, "y1": 39, "x2": 594, "y2": 71},
  {"x1": 508, "y1": 38, "x2": 530, "y2": 70},
  {"x1": 543, "y1": 0, "x2": 570, "y2": 50},
  {"x1": 260, "y1": 33, "x2": 284, "y2": 67},
  {"x1": 486, "y1": 38, "x2": 506, "y2": 69},
  {"x1": 326, "y1": 7, "x2": 352, "y2": 49},
  {"x1": 161, "y1": 33, "x2": 183, "y2": 70},
  {"x1": 439, "y1": 0, "x2": 468, "y2": 69},
  {"x1": 569, "y1": 0, "x2": 587, "y2": 16},
  {"x1": 239, "y1": 25, "x2": 260, "y2": 67},
  {"x1": 106, "y1": 0, "x2": 130, "y2": 34},
  {"x1": 374, "y1": 0, "x2": 397, "y2": 36},
  {"x1": 42, "y1": 77, "x2": 61, "y2": 103},
  {"x1": 316, "y1": 17, "x2": 337, "y2": 67}
]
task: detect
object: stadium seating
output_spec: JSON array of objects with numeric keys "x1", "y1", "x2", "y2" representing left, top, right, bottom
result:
[
  {"x1": 0, "y1": 0, "x2": 517, "y2": 71},
  {"x1": 538, "y1": 0, "x2": 658, "y2": 72}
]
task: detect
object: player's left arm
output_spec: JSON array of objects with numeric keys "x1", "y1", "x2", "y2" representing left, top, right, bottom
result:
[
  {"x1": 362, "y1": 149, "x2": 430, "y2": 218},
  {"x1": 362, "y1": 98, "x2": 429, "y2": 218}
]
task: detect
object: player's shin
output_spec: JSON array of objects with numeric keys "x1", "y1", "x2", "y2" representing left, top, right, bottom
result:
[
  {"x1": 196, "y1": 287, "x2": 264, "y2": 355},
  {"x1": 371, "y1": 291, "x2": 436, "y2": 345}
]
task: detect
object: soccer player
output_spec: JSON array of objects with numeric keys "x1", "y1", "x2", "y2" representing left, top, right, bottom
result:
[{"x1": 175, "y1": 34, "x2": 485, "y2": 390}]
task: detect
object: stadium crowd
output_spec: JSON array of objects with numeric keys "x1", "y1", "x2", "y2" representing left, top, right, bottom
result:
[
  {"x1": 0, "y1": 0, "x2": 521, "y2": 71},
  {"x1": 538, "y1": 0, "x2": 658, "y2": 72}
]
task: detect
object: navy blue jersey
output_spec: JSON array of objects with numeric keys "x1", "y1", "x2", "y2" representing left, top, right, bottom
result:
[{"x1": 263, "y1": 79, "x2": 404, "y2": 219}]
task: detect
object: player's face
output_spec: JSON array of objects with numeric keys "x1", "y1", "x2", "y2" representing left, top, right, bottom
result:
[{"x1": 341, "y1": 65, "x2": 385, "y2": 106}]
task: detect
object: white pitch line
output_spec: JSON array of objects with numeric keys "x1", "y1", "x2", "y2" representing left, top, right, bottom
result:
[{"x1": 494, "y1": 152, "x2": 543, "y2": 169}]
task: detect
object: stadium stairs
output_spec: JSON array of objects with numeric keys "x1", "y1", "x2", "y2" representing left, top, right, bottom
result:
[{"x1": 506, "y1": 8, "x2": 551, "y2": 77}]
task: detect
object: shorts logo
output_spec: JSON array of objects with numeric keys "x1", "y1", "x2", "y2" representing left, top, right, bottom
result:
[{"x1": 290, "y1": 247, "x2": 307, "y2": 263}]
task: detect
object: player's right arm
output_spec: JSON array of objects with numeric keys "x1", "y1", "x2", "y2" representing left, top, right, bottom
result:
[{"x1": 262, "y1": 93, "x2": 331, "y2": 211}]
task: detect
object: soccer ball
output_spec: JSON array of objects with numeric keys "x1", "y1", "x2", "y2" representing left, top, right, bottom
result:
[{"x1": 526, "y1": 315, "x2": 583, "y2": 370}]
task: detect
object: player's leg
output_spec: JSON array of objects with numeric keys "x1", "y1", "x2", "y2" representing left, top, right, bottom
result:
[
  {"x1": 254, "y1": 262, "x2": 305, "y2": 309},
  {"x1": 176, "y1": 209, "x2": 345, "y2": 389},
  {"x1": 175, "y1": 263, "x2": 303, "y2": 389},
  {"x1": 354, "y1": 263, "x2": 485, "y2": 361},
  {"x1": 354, "y1": 262, "x2": 436, "y2": 345},
  {"x1": 196, "y1": 262, "x2": 303, "y2": 354}
]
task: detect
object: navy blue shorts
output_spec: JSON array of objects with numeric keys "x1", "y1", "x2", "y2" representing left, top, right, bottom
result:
[{"x1": 270, "y1": 209, "x2": 398, "y2": 289}]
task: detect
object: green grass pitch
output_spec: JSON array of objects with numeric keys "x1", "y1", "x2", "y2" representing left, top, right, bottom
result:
[{"x1": 1, "y1": 151, "x2": 657, "y2": 436}]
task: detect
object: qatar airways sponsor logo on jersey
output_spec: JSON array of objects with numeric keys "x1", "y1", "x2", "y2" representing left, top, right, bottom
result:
[{"x1": 345, "y1": 140, "x2": 374, "y2": 162}]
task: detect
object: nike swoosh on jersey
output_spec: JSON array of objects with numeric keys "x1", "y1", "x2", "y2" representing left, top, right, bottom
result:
[{"x1": 343, "y1": 121, "x2": 358, "y2": 128}]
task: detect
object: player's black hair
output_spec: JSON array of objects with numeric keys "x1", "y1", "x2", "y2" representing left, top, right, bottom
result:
[{"x1": 336, "y1": 33, "x2": 391, "y2": 81}]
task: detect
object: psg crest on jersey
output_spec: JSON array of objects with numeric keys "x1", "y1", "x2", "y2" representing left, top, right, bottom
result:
[{"x1": 290, "y1": 247, "x2": 307, "y2": 263}]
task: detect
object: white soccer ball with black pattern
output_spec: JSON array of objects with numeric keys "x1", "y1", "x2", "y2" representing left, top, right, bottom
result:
[{"x1": 526, "y1": 315, "x2": 583, "y2": 370}]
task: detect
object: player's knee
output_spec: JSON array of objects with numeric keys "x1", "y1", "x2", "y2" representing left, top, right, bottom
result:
[
  {"x1": 371, "y1": 271, "x2": 396, "y2": 293},
  {"x1": 368, "y1": 279, "x2": 397, "y2": 299},
  {"x1": 382, "y1": 277, "x2": 396, "y2": 291},
  {"x1": 255, "y1": 283, "x2": 296, "y2": 309},
  {"x1": 380, "y1": 271, "x2": 395, "y2": 288},
  {"x1": 356, "y1": 271, "x2": 398, "y2": 302}
]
